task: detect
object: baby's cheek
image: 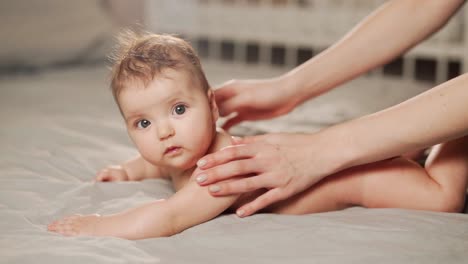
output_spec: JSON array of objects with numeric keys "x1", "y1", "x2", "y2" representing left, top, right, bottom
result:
[
  {"x1": 189, "y1": 131, "x2": 213, "y2": 157},
  {"x1": 185, "y1": 119, "x2": 209, "y2": 142},
  {"x1": 136, "y1": 140, "x2": 161, "y2": 164},
  {"x1": 145, "y1": 150, "x2": 162, "y2": 164}
]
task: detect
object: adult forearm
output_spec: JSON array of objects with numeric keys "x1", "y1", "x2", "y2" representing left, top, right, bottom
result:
[
  {"x1": 284, "y1": 0, "x2": 464, "y2": 104},
  {"x1": 330, "y1": 73, "x2": 468, "y2": 170}
]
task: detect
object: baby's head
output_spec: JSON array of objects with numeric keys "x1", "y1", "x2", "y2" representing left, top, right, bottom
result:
[{"x1": 109, "y1": 31, "x2": 218, "y2": 170}]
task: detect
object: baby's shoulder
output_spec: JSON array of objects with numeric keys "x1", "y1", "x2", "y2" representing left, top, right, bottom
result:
[{"x1": 210, "y1": 128, "x2": 235, "y2": 153}]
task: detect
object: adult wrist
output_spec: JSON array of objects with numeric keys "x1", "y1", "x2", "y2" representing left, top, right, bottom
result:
[
  {"x1": 280, "y1": 63, "x2": 334, "y2": 108},
  {"x1": 315, "y1": 123, "x2": 359, "y2": 175},
  {"x1": 277, "y1": 72, "x2": 308, "y2": 108}
]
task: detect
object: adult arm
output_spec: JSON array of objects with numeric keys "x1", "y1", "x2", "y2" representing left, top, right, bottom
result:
[
  {"x1": 216, "y1": 0, "x2": 465, "y2": 129},
  {"x1": 197, "y1": 73, "x2": 468, "y2": 217},
  {"x1": 337, "y1": 74, "x2": 468, "y2": 168}
]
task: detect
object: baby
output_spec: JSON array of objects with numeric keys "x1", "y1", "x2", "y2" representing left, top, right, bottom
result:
[{"x1": 48, "y1": 32, "x2": 468, "y2": 240}]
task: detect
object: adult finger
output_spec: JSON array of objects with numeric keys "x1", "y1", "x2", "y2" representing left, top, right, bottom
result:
[
  {"x1": 197, "y1": 144, "x2": 255, "y2": 169},
  {"x1": 236, "y1": 188, "x2": 288, "y2": 217},
  {"x1": 196, "y1": 159, "x2": 258, "y2": 186},
  {"x1": 219, "y1": 91, "x2": 250, "y2": 116},
  {"x1": 207, "y1": 174, "x2": 270, "y2": 196},
  {"x1": 214, "y1": 85, "x2": 237, "y2": 104},
  {"x1": 222, "y1": 114, "x2": 246, "y2": 131}
]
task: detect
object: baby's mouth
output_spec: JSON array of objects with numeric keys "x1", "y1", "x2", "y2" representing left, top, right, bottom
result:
[{"x1": 164, "y1": 146, "x2": 182, "y2": 155}]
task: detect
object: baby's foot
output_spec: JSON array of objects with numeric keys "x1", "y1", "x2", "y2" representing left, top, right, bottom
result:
[{"x1": 48, "y1": 214, "x2": 100, "y2": 237}]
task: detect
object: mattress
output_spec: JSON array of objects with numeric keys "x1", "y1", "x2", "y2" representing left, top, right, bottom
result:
[{"x1": 1, "y1": 63, "x2": 467, "y2": 263}]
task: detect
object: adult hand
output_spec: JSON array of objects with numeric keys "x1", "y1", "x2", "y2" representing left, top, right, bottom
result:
[
  {"x1": 194, "y1": 132, "x2": 342, "y2": 217},
  {"x1": 215, "y1": 78, "x2": 300, "y2": 130}
]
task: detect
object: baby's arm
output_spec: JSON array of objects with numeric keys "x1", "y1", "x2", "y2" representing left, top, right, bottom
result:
[
  {"x1": 96, "y1": 155, "x2": 165, "y2": 182},
  {"x1": 48, "y1": 178, "x2": 239, "y2": 239}
]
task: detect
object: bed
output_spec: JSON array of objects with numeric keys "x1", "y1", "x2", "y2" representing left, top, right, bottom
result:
[
  {"x1": 1, "y1": 61, "x2": 468, "y2": 263},
  {"x1": 1, "y1": 1, "x2": 468, "y2": 263}
]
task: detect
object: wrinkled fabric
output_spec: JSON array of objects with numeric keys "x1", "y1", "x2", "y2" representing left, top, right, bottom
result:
[{"x1": 1, "y1": 64, "x2": 467, "y2": 264}]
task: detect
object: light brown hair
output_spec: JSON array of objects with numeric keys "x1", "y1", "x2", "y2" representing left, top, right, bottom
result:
[{"x1": 109, "y1": 30, "x2": 210, "y2": 105}]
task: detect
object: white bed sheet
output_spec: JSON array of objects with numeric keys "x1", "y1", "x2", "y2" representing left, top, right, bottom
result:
[{"x1": 1, "y1": 64, "x2": 467, "y2": 263}]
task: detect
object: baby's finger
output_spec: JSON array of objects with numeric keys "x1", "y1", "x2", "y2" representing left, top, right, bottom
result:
[
  {"x1": 95, "y1": 169, "x2": 109, "y2": 181},
  {"x1": 97, "y1": 170, "x2": 120, "y2": 181},
  {"x1": 47, "y1": 222, "x2": 57, "y2": 231},
  {"x1": 96, "y1": 168, "x2": 109, "y2": 175},
  {"x1": 95, "y1": 174, "x2": 111, "y2": 182}
]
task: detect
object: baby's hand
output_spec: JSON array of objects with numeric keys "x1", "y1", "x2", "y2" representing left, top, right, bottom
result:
[
  {"x1": 95, "y1": 165, "x2": 129, "y2": 182},
  {"x1": 48, "y1": 214, "x2": 100, "y2": 237}
]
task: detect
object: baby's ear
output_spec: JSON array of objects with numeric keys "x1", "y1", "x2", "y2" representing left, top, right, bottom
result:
[{"x1": 207, "y1": 89, "x2": 219, "y2": 121}]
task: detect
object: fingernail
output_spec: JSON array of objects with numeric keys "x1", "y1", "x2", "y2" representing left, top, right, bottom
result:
[
  {"x1": 197, "y1": 159, "x2": 207, "y2": 167},
  {"x1": 196, "y1": 174, "x2": 207, "y2": 183},
  {"x1": 232, "y1": 136, "x2": 242, "y2": 143},
  {"x1": 209, "y1": 185, "x2": 221, "y2": 193},
  {"x1": 236, "y1": 209, "x2": 245, "y2": 217}
]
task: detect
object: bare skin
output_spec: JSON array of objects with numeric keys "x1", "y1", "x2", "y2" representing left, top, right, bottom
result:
[
  {"x1": 48, "y1": 132, "x2": 468, "y2": 239},
  {"x1": 268, "y1": 136, "x2": 468, "y2": 214},
  {"x1": 195, "y1": 0, "x2": 468, "y2": 216},
  {"x1": 48, "y1": 20, "x2": 468, "y2": 238}
]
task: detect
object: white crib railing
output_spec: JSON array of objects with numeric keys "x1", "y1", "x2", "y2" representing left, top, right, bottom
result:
[{"x1": 144, "y1": 0, "x2": 467, "y2": 84}]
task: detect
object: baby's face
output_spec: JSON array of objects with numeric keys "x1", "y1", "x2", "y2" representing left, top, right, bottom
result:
[{"x1": 118, "y1": 69, "x2": 217, "y2": 170}]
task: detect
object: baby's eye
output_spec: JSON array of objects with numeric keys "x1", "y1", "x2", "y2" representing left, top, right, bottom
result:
[
  {"x1": 172, "y1": 104, "x2": 186, "y2": 115},
  {"x1": 136, "y1": 119, "x2": 151, "y2": 129}
]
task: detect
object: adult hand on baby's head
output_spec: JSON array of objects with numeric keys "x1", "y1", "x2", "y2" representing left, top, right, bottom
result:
[
  {"x1": 195, "y1": 132, "x2": 340, "y2": 217},
  {"x1": 215, "y1": 78, "x2": 299, "y2": 130},
  {"x1": 95, "y1": 165, "x2": 129, "y2": 182}
]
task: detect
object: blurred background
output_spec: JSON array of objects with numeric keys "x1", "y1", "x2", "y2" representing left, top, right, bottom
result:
[
  {"x1": 1, "y1": 0, "x2": 467, "y2": 133},
  {"x1": 1, "y1": 0, "x2": 466, "y2": 82},
  {"x1": 2, "y1": 3, "x2": 468, "y2": 261}
]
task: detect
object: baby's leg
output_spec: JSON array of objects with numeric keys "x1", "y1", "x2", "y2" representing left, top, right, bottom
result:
[
  {"x1": 267, "y1": 165, "x2": 366, "y2": 214},
  {"x1": 359, "y1": 135, "x2": 468, "y2": 212},
  {"x1": 269, "y1": 136, "x2": 468, "y2": 214}
]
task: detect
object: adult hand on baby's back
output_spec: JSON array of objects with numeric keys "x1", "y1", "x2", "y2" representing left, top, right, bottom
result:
[
  {"x1": 195, "y1": 133, "x2": 340, "y2": 217},
  {"x1": 95, "y1": 165, "x2": 129, "y2": 182},
  {"x1": 215, "y1": 78, "x2": 299, "y2": 130}
]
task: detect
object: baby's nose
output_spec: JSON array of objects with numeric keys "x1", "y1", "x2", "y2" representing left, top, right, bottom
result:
[{"x1": 157, "y1": 122, "x2": 175, "y2": 140}]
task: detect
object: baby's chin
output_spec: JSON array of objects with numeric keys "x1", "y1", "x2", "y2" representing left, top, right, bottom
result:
[
  {"x1": 156, "y1": 155, "x2": 199, "y2": 171},
  {"x1": 171, "y1": 160, "x2": 197, "y2": 171}
]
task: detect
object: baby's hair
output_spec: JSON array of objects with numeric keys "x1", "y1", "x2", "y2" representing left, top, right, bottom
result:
[{"x1": 109, "y1": 29, "x2": 210, "y2": 104}]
